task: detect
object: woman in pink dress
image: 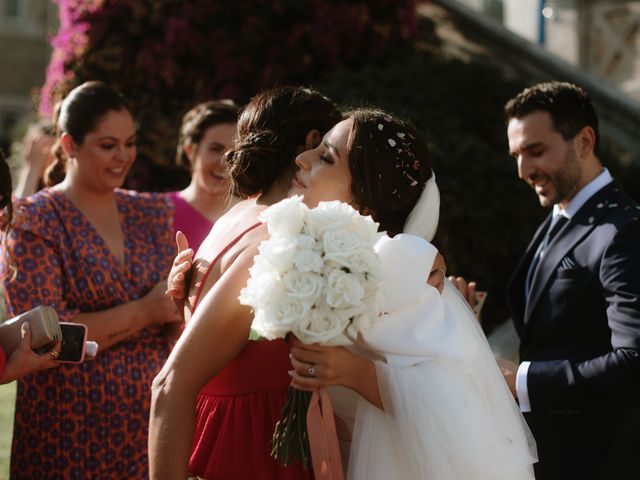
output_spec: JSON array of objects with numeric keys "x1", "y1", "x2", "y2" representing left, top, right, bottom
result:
[
  {"x1": 168, "y1": 100, "x2": 240, "y2": 253},
  {"x1": 149, "y1": 86, "x2": 342, "y2": 480},
  {"x1": 1, "y1": 81, "x2": 181, "y2": 479}
]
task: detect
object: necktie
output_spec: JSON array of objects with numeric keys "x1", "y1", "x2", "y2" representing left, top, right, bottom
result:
[{"x1": 525, "y1": 214, "x2": 568, "y2": 297}]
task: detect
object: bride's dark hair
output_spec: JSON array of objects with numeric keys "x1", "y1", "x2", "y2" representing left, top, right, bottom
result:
[{"x1": 346, "y1": 109, "x2": 433, "y2": 237}]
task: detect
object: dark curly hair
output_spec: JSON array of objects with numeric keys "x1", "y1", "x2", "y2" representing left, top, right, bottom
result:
[
  {"x1": 175, "y1": 100, "x2": 239, "y2": 170},
  {"x1": 504, "y1": 81, "x2": 600, "y2": 154},
  {"x1": 346, "y1": 109, "x2": 433, "y2": 237},
  {"x1": 226, "y1": 86, "x2": 342, "y2": 198},
  {"x1": 46, "y1": 81, "x2": 131, "y2": 186}
]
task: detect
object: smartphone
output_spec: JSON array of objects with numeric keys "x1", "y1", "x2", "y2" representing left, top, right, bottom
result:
[{"x1": 58, "y1": 322, "x2": 88, "y2": 363}]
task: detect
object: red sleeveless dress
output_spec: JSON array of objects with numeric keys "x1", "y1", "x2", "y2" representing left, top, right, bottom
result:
[{"x1": 188, "y1": 223, "x2": 313, "y2": 480}]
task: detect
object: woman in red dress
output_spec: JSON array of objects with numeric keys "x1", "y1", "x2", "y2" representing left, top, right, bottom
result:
[
  {"x1": 1, "y1": 81, "x2": 181, "y2": 479},
  {"x1": 149, "y1": 86, "x2": 342, "y2": 480}
]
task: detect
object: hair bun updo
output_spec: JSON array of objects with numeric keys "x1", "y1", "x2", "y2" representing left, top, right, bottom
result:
[
  {"x1": 224, "y1": 86, "x2": 342, "y2": 199},
  {"x1": 225, "y1": 129, "x2": 288, "y2": 198}
]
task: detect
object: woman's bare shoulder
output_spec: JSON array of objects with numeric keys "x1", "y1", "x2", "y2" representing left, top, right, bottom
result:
[
  {"x1": 219, "y1": 221, "x2": 268, "y2": 271},
  {"x1": 188, "y1": 202, "x2": 268, "y2": 301},
  {"x1": 197, "y1": 200, "x2": 263, "y2": 254}
]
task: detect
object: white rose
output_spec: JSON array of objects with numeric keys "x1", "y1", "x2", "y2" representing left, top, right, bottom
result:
[
  {"x1": 248, "y1": 293, "x2": 309, "y2": 341},
  {"x1": 283, "y1": 271, "x2": 324, "y2": 305},
  {"x1": 260, "y1": 195, "x2": 307, "y2": 236},
  {"x1": 326, "y1": 269, "x2": 365, "y2": 309},
  {"x1": 238, "y1": 272, "x2": 276, "y2": 309},
  {"x1": 258, "y1": 236, "x2": 298, "y2": 274},
  {"x1": 306, "y1": 201, "x2": 357, "y2": 237},
  {"x1": 292, "y1": 306, "x2": 349, "y2": 344},
  {"x1": 349, "y1": 250, "x2": 382, "y2": 279},
  {"x1": 246, "y1": 251, "x2": 274, "y2": 277},
  {"x1": 296, "y1": 233, "x2": 318, "y2": 250},
  {"x1": 276, "y1": 296, "x2": 310, "y2": 328},
  {"x1": 351, "y1": 214, "x2": 382, "y2": 246},
  {"x1": 239, "y1": 271, "x2": 285, "y2": 310},
  {"x1": 346, "y1": 312, "x2": 375, "y2": 337},
  {"x1": 293, "y1": 249, "x2": 324, "y2": 273},
  {"x1": 251, "y1": 308, "x2": 290, "y2": 340},
  {"x1": 323, "y1": 229, "x2": 364, "y2": 264}
]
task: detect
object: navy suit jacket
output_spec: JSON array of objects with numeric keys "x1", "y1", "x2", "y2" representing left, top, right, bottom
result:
[{"x1": 506, "y1": 180, "x2": 640, "y2": 479}]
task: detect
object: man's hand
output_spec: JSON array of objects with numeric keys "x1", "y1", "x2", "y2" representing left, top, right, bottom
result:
[
  {"x1": 448, "y1": 275, "x2": 477, "y2": 309},
  {"x1": 495, "y1": 357, "x2": 518, "y2": 398}
]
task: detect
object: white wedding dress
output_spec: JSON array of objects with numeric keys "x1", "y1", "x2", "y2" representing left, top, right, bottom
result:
[{"x1": 329, "y1": 176, "x2": 537, "y2": 479}]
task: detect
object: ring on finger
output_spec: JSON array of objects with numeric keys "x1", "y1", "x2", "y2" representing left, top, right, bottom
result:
[
  {"x1": 49, "y1": 350, "x2": 60, "y2": 360},
  {"x1": 307, "y1": 366, "x2": 316, "y2": 377},
  {"x1": 435, "y1": 268, "x2": 446, "y2": 277}
]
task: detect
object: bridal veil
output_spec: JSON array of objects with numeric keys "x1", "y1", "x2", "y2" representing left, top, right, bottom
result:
[{"x1": 333, "y1": 174, "x2": 537, "y2": 479}]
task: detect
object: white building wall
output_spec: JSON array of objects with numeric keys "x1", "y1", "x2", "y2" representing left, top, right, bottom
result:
[
  {"x1": 504, "y1": 0, "x2": 539, "y2": 43},
  {"x1": 544, "y1": 1, "x2": 580, "y2": 66}
]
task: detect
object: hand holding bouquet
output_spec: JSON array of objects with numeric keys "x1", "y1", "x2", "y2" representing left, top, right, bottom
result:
[{"x1": 239, "y1": 195, "x2": 384, "y2": 469}]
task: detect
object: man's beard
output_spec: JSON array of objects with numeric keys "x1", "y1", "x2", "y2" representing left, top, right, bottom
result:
[{"x1": 536, "y1": 147, "x2": 582, "y2": 208}]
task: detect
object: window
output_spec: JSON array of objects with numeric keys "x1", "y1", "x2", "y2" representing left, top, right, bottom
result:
[
  {"x1": 3, "y1": 0, "x2": 21, "y2": 19},
  {"x1": 0, "y1": 0, "x2": 49, "y2": 35}
]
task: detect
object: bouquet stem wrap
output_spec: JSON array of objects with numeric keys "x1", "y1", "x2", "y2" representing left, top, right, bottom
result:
[{"x1": 306, "y1": 387, "x2": 345, "y2": 479}]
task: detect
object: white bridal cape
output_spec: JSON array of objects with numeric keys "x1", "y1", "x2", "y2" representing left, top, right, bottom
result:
[{"x1": 329, "y1": 178, "x2": 537, "y2": 479}]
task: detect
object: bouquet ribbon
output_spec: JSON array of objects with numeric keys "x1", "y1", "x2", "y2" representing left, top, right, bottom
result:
[{"x1": 306, "y1": 387, "x2": 345, "y2": 480}]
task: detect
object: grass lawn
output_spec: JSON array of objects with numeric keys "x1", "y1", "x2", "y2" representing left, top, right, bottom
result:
[{"x1": 0, "y1": 381, "x2": 16, "y2": 479}]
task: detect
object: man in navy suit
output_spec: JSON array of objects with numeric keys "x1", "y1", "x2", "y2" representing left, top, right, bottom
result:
[{"x1": 500, "y1": 82, "x2": 640, "y2": 479}]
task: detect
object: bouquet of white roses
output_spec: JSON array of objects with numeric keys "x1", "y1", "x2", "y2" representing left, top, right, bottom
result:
[{"x1": 239, "y1": 195, "x2": 384, "y2": 468}]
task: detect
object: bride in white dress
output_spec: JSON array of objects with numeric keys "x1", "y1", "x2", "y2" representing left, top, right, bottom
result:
[{"x1": 289, "y1": 109, "x2": 537, "y2": 479}]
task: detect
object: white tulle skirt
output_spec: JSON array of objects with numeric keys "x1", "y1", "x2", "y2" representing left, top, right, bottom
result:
[{"x1": 331, "y1": 281, "x2": 537, "y2": 480}]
